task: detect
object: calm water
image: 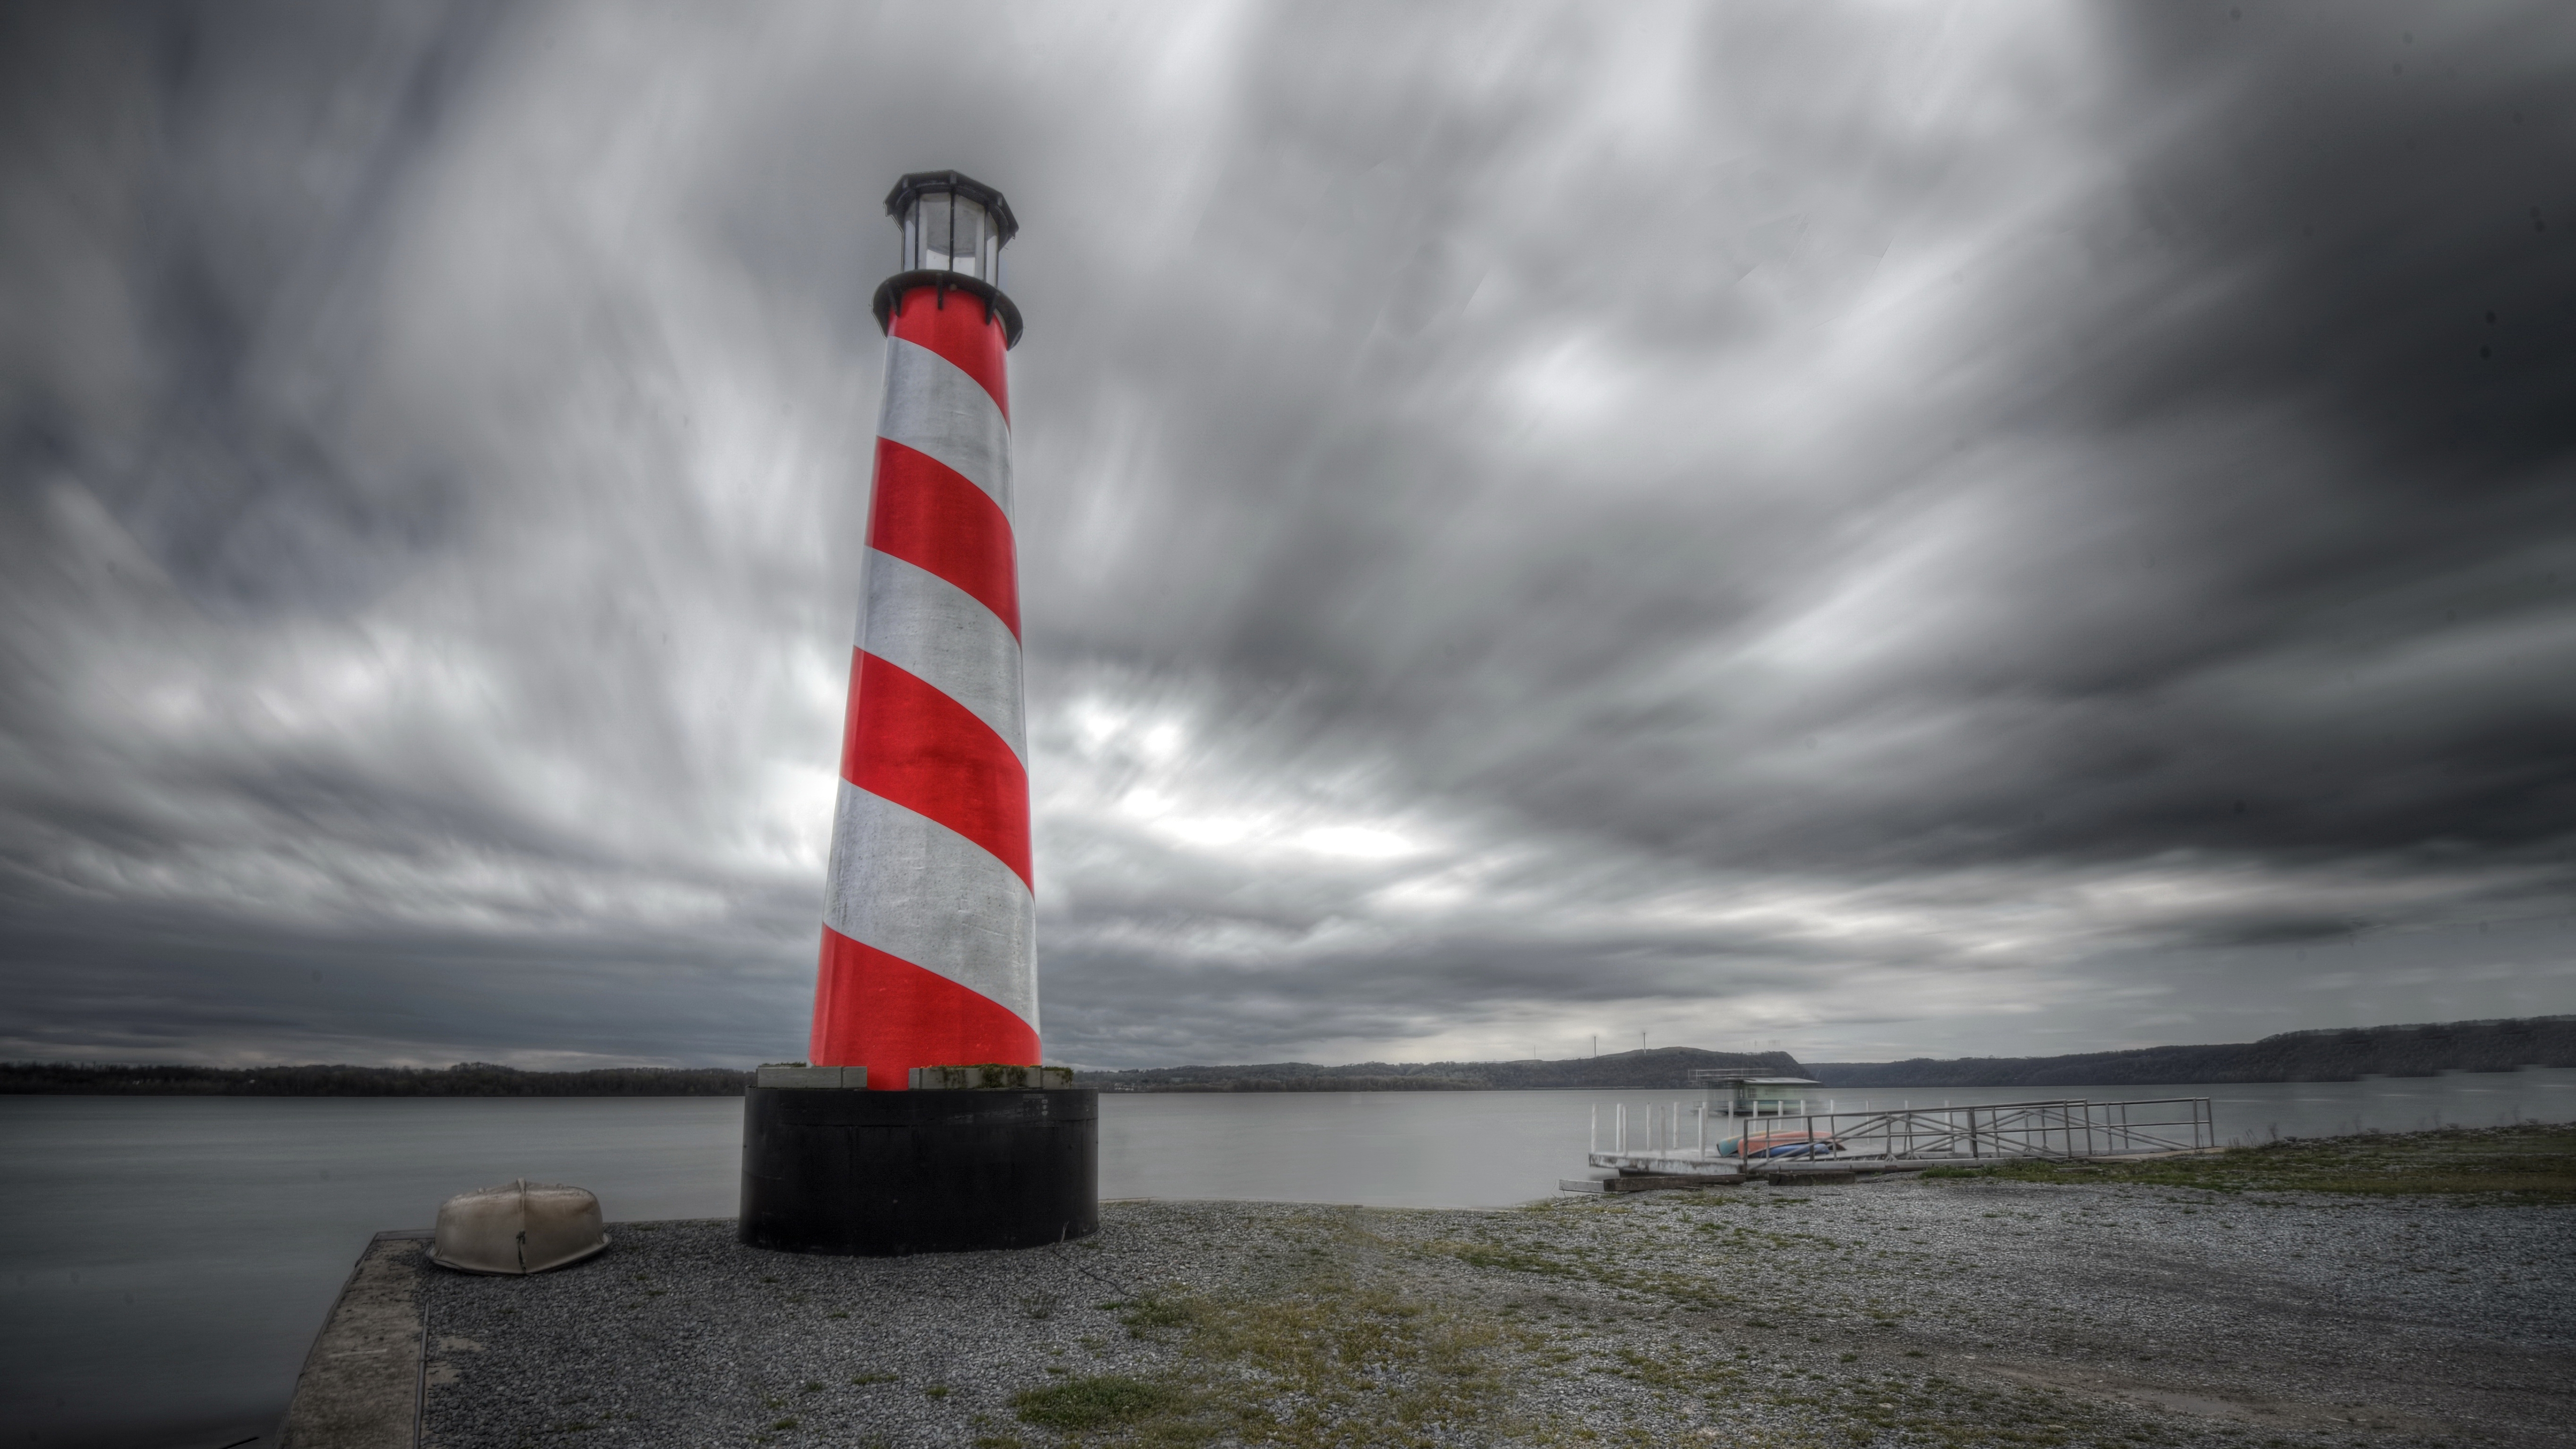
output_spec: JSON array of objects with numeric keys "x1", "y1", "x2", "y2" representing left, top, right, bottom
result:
[{"x1": 5, "y1": 1070, "x2": 2570, "y2": 1449}]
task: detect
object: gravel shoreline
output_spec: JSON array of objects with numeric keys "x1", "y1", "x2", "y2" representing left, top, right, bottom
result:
[{"x1": 418, "y1": 1175, "x2": 2574, "y2": 1447}]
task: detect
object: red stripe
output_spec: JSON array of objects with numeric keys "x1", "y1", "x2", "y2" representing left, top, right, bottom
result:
[
  {"x1": 887, "y1": 283, "x2": 1009, "y2": 421},
  {"x1": 866, "y1": 438, "x2": 1021, "y2": 637},
  {"x1": 810, "y1": 925, "x2": 1039, "y2": 1085},
  {"x1": 839, "y1": 650, "x2": 1031, "y2": 884}
]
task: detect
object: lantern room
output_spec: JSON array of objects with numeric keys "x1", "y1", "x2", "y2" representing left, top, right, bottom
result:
[{"x1": 872, "y1": 169, "x2": 1023, "y2": 348}]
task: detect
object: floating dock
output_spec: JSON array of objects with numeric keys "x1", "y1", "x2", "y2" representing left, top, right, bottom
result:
[{"x1": 1563, "y1": 1096, "x2": 2217, "y2": 1192}]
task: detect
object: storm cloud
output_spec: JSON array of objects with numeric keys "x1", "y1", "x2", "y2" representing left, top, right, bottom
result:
[{"x1": 2, "y1": 0, "x2": 2571, "y2": 1070}]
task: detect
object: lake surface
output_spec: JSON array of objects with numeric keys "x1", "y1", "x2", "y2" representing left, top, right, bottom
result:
[{"x1": 6, "y1": 1069, "x2": 2571, "y2": 1449}]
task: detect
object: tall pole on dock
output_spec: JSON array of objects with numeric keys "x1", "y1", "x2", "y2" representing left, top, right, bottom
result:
[{"x1": 811, "y1": 171, "x2": 1036, "y2": 1087}]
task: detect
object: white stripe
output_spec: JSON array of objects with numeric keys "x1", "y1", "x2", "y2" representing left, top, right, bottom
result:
[
  {"x1": 878, "y1": 337, "x2": 1012, "y2": 518},
  {"x1": 822, "y1": 781, "x2": 1038, "y2": 1031},
  {"x1": 858, "y1": 550, "x2": 1025, "y2": 763}
]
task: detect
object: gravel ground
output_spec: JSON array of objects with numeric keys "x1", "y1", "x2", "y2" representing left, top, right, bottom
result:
[{"x1": 418, "y1": 1176, "x2": 2575, "y2": 1448}]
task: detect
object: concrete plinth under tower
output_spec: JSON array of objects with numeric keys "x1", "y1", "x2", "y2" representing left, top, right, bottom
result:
[{"x1": 739, "y1": 1085, "x2": 1097, "y2": 1256}]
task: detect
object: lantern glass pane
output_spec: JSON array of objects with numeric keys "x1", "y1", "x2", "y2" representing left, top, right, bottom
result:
[{"x1": 910, "y1": 193, "x2": 990, "y2": 280}]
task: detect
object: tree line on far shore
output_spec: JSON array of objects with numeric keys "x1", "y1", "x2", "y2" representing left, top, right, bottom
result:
[
  {"x1": 0, "y1": 1062, "x2": 751, "y2": 1096},
  {"x1": 1078, "y1": 1049, "x2": 1806, "y2": 1092},
  {"x1": 1803, "y1": 1015, "x2": 2575, "y2": 1089},
  {"x1": 4, "y1": 1015, "x2": 2567, "y2": 1095}
]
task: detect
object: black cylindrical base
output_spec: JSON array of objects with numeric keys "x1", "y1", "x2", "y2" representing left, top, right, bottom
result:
[{"x1": 739, "y1": 1087, "x2": 1097, "y2": 1255}]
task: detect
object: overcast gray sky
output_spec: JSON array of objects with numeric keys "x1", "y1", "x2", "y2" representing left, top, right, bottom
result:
[{"x1": 2, "y1": 0, "x2": 2570, "y2": 1071}]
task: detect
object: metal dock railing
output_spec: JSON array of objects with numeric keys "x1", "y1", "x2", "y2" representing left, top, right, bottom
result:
[{"x1": 1570, "y1": 1096, "x2": 2217, "y2": 1187}]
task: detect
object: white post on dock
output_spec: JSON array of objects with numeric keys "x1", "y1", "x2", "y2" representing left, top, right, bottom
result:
[
  {"x1": 1617, "y1": 1103, "x2": 1626, "y2": 1153},
  {"x1": 1590, "y1": 1104, "x2": 1598, "y2": 1152}
]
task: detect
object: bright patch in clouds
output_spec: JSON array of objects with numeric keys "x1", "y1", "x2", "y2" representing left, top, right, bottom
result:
[{"x1": 1297, "y1": 825, "x2": 1422, "y2": 860}]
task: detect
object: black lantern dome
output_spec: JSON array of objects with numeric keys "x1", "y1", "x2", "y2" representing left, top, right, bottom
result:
[{"x1": 872, "y1": 170, "x2": 1022, "y2": 348}]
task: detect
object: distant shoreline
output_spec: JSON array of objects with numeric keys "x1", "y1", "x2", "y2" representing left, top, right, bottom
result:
[
  {"x1": 0, "y1": 1062, "x2": 752, "y2": 1097},
  {"x1": 1080, "y1": 1015, "x2": 2573, "y2": 1092},
  {"x1": 5, "y1": 1013, "x2": 2568, "y2": 1095}
]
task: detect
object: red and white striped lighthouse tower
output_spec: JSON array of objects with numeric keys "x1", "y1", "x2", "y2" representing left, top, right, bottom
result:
[
  {"x1": 743, "y1": 172, "x2": 1090, "y2": 1258},
  {"x1": 811, "y1": 171, "x2": 1035, "y2": 1086}
]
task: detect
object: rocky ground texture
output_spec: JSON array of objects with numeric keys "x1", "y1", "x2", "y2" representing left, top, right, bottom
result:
[{"x1": 421, "y1": 1136, "x2": 2575, "y2": 1448}]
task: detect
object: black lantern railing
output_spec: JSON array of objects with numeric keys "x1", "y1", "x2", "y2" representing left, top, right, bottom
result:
[{"x1": 872, "y1": 170, "x2": 1022, "y2": 348}]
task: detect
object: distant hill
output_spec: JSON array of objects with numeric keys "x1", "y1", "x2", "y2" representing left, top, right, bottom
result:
[
  {"x1": 1073, "y1": 1016, "x2": 2576, "y2": 1092},
  {"x1": 1806, "y1": 1016, "x2": 2576, "y2": 1088},
  {"x1": 0, "y1": 1062, "x2": 751, "y2": 1096},
  {"x1": 7, "y1": 1015, "x2": 2568, "y2": 1095},
  {"x1": 1074, "y1": 1048, "x2": 1807, "y2": 1092}
]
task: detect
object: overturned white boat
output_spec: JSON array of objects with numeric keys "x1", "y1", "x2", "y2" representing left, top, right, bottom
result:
[{"x1": 430, "y1": 1180, "x2": 609, "y2": 1274}]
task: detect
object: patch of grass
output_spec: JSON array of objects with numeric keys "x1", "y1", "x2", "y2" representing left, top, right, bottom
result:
[
  {"x1": 1010, "y1": 1375, "x2": 1185, "y2": 1431},
  {"x1": 1922, "y1": 1123, "x2": 2576, "y2": 1199},
  {"x1": 1118, "y1": 1292, "x2": 1194, "y2": 1337},
  {"x1": 1031, "y1": 1217, "x2": 1551, "y2": 1446},
  {"x1": 1175, "y1": 1271, "x2": 1519, "y2": 1443},
  {"x1": 923, "y1": 1384, "x2": 950, "y2": 1399},
  {"x1": 849, "y1": 1371, "x2": 898, "y2": 1386},
  {"x1": 1433, "y1": 1240, "x2": 1570, "y2": 1275}
]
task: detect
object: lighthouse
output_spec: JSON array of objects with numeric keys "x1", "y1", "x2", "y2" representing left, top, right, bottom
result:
[
  {"x1": 741, "y1": 172, "x2": 1096, "y2": 1256},
  {"x1": 813, "y1": 173, "x2": 1036, "y2": 1078}
]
